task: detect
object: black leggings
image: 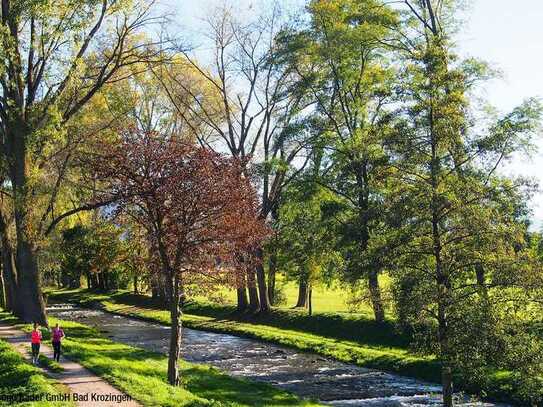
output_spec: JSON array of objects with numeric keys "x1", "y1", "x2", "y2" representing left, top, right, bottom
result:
[
  {"x1": 52, "y1": 341, "x2": 61, "y2": 362},
  {"x1": 31, "y1": 343, "x2": 40, "y2": 359}
]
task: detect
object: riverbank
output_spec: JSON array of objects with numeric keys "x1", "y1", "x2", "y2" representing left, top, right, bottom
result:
[
  {"x1": 46, "y1": 288, "x2": 527, "y2": 405},
  {"x1": 0, "y1": 309, "x2": 320, "y2": 407}
]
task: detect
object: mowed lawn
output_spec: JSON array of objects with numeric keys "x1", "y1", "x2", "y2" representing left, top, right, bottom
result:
[{"x1": 207, "y1": 274, "x2": 393, "y2": 318}]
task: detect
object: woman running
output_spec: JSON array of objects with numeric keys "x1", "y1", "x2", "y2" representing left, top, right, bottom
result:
[
  {"x1": 30, "y1": 323, "x2": 42, "y2": 365},
  {"x1": 51, "y1": 323, "x2": 65, "y2": 362}
]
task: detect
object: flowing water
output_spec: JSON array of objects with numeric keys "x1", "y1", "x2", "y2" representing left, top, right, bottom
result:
[{"x1": 46, "y1": 304, "x2": 508, "y2": 407}]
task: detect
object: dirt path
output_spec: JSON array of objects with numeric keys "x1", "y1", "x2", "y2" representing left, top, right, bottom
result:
[{"x1": 0, "y1": 321, "x2": 141, "y2": 407}]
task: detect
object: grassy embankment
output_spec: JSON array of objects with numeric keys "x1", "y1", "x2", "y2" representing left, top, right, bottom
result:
[
  {"x1": 0, "y1": 314, "x2": 73, "y2": 406},
  {"x1": 46, "y1": 288, "x2": 529, "y2": 405},
  {"x1": 0, "y1": 310, "x2": 320, "y2": 407}
]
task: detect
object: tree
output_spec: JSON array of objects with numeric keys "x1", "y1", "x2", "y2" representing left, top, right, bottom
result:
[
  {"x1": 165, "y1": 3, "x2": 310, "y2": 312},
  {"x1": 59, "y1": 222, "x2": 127, "y2": 290},
  {"x1": 0, "y1": 0, "x2": 166, "y2": 323},
  {"x1": 274, "y1": 179, "x2": 341, "y2": 314},
  {"x1": 94, "y1": 129, "x2": 267, "y2": 385},
  {"x1": 278, "y1": 0, "x2": 398, "y2": 321},
  {"x1": 387, "y1": 2, "x2": 543, "y2": 404}
]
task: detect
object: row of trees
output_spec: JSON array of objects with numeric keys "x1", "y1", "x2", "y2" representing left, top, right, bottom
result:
[{"x1": 1, "y1": 0, "x2": 543, "y2": 404}]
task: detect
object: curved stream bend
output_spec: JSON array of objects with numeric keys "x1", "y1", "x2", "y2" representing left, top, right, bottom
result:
[{"x1": 47, "y1": 304, "x2": 507, "y2": 407}]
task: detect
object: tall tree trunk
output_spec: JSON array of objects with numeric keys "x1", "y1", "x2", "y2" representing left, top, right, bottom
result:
[
  {"x1": 0, "y1": 261, "x2": 5, "y2": 309},
  {"x1": 236, "y1": 287, "x2": 248, "y2": 312},
  {"x1": 0, "y1": 214, "x2": 19, "y2": 313},
  {"x1": 355, "y1": 163, "x2": 385, "y2": 323},
  {"x1": 167, "y1": 273, "x2": 183, "y2": 386},
  {"x1": 429, "y1": 114, "x2": 453, "y2": 406},
  {"x1": 308, "y1": 285, "x2": 313, "y2": 316},
  {"x1": 235, "y1": 265, "x2": 248, "y2": 312},
  {"x1": 368, "y1": 270, "x2": 385, "y2": 322},
  {"x1": 1, "y1": 236, "x2": 18, "y2": 313},
  {"x1": 97, "y1": 273, "x2": 104, "y2": 291},
  {"x1": 267, "y1": 252, "x2": 277, "y2": 305},
  {"x1": 295, "y1": 278, "x2": 308, "y2": 308},
  {"x1": 247, "y1": 268, "x2": 260, "y2": 312},
  {"x1": 438, "y1": 277, "x2": 454, "y2": 406},
  {"x1": 9, "y1": 119, "x2": 47, "y2": 325},
  {"x1": 91, "y1": 273, "x2": 99, "y2": 290},
  {"x1": 15, "y1": 239, "x2": 47, "y2": 325},
  {"x1": 151, "y1": 272, "x2": 161, "y2": 300},
  {"x1": 133, "y1": 275, "x2": 139, "y2": 294},
  {"x1": 255, "y1": 247, "x2": 270, "y2": 313},
  {"x1": 435, "y1": 238, "x2": 454, "y2": 407}
]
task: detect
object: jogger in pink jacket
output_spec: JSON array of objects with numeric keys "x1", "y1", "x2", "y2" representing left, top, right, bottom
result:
[{"x1": 30, "y1": 323, "x2": 42, "y2": 365}]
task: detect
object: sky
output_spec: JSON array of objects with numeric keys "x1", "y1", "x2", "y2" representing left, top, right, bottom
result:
[
  {"x1": 170, "y1": 0, "x2": 543, "y2": 228},
  {"x1": 458, "y1": 0, "x2": 543, "y2": 229}
]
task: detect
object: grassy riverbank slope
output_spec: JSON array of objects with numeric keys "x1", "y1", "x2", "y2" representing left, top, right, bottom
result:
[
  {"x1": 0, "y1": 310, "x2": 320, "y2": 407},
  {"x1": 46, "y1": 288, "x2": 531, "y2": 405}
]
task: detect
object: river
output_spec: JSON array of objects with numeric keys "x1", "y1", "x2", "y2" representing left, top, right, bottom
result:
[{"x1": 46, "y1": 304, "x2": 508, "y2": 407}]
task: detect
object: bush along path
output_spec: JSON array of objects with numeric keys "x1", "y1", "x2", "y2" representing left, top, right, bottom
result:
[{"x1": 0, "y1": 314, "x2": 140, "y2": 407}]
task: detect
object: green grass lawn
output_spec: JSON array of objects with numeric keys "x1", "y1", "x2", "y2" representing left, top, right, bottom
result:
[
  {"x1": 212, "y1": 275, "x2": 392, "y2": 317},
  {"x1": 0, "y1": 310, "x2": 321, "y2": 407},
  {"x1": 46, "y1": 288, "x2": 532, "y2": 405},
  {"x1": 0, "y1": 336, "x2": 73, "y2": 407}
]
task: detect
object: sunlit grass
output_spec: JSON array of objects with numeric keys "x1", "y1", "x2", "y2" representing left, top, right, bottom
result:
[
  {"x1": 46, "y1": 288, "x2": 437, "y2": 379},
  {"x1": 207, "y1": 274, "x2": 393, "y2": 317},
  {"x1": 46, "y1": 288, "x2": 539, "y2": 405},
  {"x1": 1, "y1": 310, "x2": 321, "y2": 407},
  {"x1": 0, "y1": 335, "x2": 73, "y2": 407}
]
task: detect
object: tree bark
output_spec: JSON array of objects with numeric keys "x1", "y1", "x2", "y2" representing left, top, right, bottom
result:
[
  {"x1": 255, "y1": 247, "x2": 270, "y2": 313},
  {"x1": 15, "y1": 239, "x2": 47, "y2": 325},
  {"x1": 308, "y1": 285, "x2": 313, "y2": 316},
  {"x1": 0, "y1": 234, "x2": 18, "y2": 313},
  {"x1": 295, "y1": 278, "x2": 308, "y2": 308},
  {"x1": 0, "y1": 261, "x2": 5, "y2": 309},
  {"x1": 368, "y1": 270, "x2": 385, "y2": 322},
  {"x1": 267, "y1": 252, "x2": 277, "y2": 305},
  {"x1": 247, "y1": 268, "x2": 260, "y2": 312},
  {"x1": 236, "y1": 287, "x2": 248, "y2": 312},
  {"x1": 436, "y1": 237, "x2": 454, "y2": 407},
  {"x1": 0, "y1": 211, "x2": 19, "y2": 313},
  {"x1": 235, "y1": 265, "x2": 248, "y2": 312},
  {"x1": 167, "y1": 273, "x2": 183, "y2": 386},
  {"x1": 441, "y1": 359, "x2": 454, "y2": 407},
  {"x1": 429, "y1": 105, "x2": 454, "y2": 406},
  {"x1": 355, "y1": 163, "x2": 385, "y2": 323},
  {"x1": 7, "y1": 118, "x2": 47, "y2": 325}
]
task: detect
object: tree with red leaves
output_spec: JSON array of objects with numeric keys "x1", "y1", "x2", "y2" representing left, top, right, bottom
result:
[{"x1": 93, "y1": 129, "x2": 267, "y2": 385}]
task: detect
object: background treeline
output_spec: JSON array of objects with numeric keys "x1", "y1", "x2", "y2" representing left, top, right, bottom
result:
[{"x1": 1, "y1": 0, "x2": 543, "y2": 405}]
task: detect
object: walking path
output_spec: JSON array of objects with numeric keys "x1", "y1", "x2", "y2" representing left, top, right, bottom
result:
[{"x1": 0, "y1": 321, "x2": 140, "y2": 407}]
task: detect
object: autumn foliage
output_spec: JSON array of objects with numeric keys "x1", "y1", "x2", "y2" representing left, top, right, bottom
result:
[
  {"x1": 93, "y1": 129, "x2": 267, "y2": 283},
  {"x1": 92, "y1": 129, "x2": 268, "y2": 385}
]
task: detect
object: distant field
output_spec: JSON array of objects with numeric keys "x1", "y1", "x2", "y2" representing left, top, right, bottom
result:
[{"x1": 201, "y1": 274, "x2": 393, "y2": 319}]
